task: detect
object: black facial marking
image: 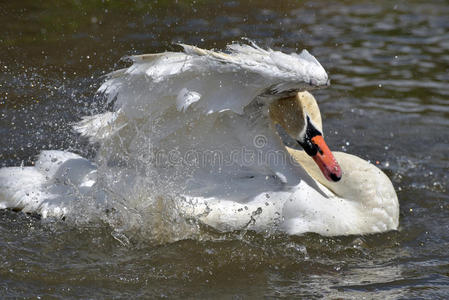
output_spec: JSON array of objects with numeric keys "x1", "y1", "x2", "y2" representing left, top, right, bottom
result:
[{"x1": 297, "y1": 116, "x2": 322, "y2": 157}]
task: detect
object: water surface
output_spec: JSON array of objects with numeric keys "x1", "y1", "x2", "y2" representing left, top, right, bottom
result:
[{"x1": 1, "y1": 0, "x2": 448, "y2": 298}]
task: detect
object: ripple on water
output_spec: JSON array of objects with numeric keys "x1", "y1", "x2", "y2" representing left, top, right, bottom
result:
[{"x1": 1, "y1": 0, "x2": 449, "y2": 298}]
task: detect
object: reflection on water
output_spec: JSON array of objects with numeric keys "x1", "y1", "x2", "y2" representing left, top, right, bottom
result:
[{"x1": 0, "y1": 0, "x2": 448, "y2": 298}]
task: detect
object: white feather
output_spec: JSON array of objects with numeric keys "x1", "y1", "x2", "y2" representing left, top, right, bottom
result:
[
  {"x1": 0, "y1": 151, "x2": 98, "y2": 218},
  {"x1": 0, "y1": 43, "x2": 398, "y2": 238},
  {"x1": 79, "y1": 42, "x2": 328, "y2": 145}
]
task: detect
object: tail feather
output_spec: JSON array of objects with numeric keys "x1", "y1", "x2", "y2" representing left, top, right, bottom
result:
[
  {"x1": 0, "y1": 167, "x2": 47, "y2": 211},
  {"x1": 0, "y1": 151, "x2": 97, "y2": 218}
]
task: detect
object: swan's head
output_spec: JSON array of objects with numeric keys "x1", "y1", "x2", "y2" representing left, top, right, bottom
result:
[{"x1": 269, "y1": 91, "x2": 342, "y2": 182}]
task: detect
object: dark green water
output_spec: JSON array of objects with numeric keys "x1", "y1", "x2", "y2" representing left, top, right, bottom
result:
[{"x1": 1, "y1": 0, "x2": 448, "y2": 298}]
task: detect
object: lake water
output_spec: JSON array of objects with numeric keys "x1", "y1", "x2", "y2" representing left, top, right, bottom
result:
[{"x1": 1, "y1": 0, "x2": 448, "y2": 298}]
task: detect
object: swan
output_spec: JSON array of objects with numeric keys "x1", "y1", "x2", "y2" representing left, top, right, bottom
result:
[
  {"x1": 0, "y1": 43, "x2": 399, "y2": 236},
  {"x1": 180, "y1": 91, "x2": 399, "y2": 235}
]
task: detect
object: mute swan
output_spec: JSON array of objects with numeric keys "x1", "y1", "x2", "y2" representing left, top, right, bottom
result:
[{"x1": 0, "y1": 43, "x2": 399, "y2": 236}]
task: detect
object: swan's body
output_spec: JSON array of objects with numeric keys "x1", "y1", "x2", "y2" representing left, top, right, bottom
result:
[{"x1": 0, "y1": 43, "x2": 399, "y2": 236}]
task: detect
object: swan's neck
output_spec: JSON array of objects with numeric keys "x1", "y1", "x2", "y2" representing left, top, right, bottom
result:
[{"x1": 287, "y1": 147, "x2": 399, "y2": 234}]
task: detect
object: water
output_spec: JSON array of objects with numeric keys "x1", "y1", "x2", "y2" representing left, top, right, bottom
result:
[{"x1": 1, "y1": 0, "x2": 448, "y2": 298}]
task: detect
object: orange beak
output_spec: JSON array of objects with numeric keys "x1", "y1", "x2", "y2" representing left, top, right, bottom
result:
[{"x1": 310, "y1": 135, "x2": 342, "y2": 182}]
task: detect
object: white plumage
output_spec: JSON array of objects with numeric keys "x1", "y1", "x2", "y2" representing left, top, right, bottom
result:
[
  {"x1": 91, "y1": 43, "x2": 328, "y2": 135},
  {"x1": 0, "y1": 151, "x2": 97, "y2": 218},
  {"x1": 0, "y1": 42, "x2": 398, "y2": 238}
]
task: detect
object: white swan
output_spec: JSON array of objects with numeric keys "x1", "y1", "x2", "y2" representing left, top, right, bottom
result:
[
  {"x1": 180, "y1": 91, "x2": 399, "y2": 235},
  {"x1": 0, "y1": 43, "x2": 399, "y2": 236}
]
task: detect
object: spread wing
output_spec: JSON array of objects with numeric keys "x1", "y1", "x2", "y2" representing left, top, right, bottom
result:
[{"x1": 75, "y1": 42, "x2": 329, "y2": 143}]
